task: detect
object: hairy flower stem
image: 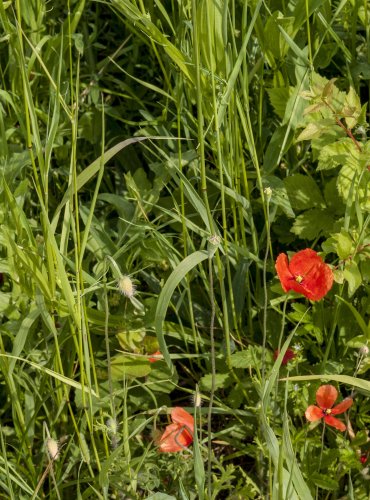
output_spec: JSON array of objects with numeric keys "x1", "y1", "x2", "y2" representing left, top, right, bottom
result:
[
  {"x1": 262, "y1": 198, "x2": 271, "y2": 382},
  {"x1": 207, "y1": 255, "x2": 216, "y2": 498}
]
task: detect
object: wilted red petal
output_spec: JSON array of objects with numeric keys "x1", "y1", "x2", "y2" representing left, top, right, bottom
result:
[
  {"x1": 305, "y1": 405, "x2": 323, "y2": 422},
  {"x1": 171, "y1": 407, "x2": 194, "y2": 435},
  {"x1": 316, "y1": 385, "x2": 338, "y2": 409},
  {"x1": 331, "y1": 397, "x2": 353, "y2": 415},
  {"x1": 275, "y1": 253, "x2": 294, "y2": 292},
  {"x1": 158, "y1": 422, "x2": 193, "y2": 452},
  {"x1": 324, "y1": 415, "x2": 347, "y2": 432}
]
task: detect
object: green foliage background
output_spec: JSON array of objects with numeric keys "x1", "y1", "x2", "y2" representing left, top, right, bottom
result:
[{"x1": 0, "y1": 0, "x2": 370, "y2": 498}]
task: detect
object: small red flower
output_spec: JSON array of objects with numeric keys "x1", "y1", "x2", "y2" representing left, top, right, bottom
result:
[
  {"x1": 275, "y1": 249, "x2": 333, "y2": 301},
  {"x1": 149, "y1": 351, "x2": 163, "y2": 363},
  {"x1": 305, "y1": 385, "x2": 353, "y2": 432},
  {"x1": 274, "y1": 348, "x2": 295, "y2": 365},
  {"x1": 158, "y1": 407, "x2": 194, "y2": 453},
  {"x1": 360, "y1": 454, "x2": 368, "y2": 464}
]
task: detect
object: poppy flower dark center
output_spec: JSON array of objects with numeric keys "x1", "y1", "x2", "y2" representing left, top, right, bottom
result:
[
  {"x1": 295, "y1": 274, "x2": 304, "y2": 283},
  {"x1": 322, "y1": 408, "x2": 332, "y2": 416}
]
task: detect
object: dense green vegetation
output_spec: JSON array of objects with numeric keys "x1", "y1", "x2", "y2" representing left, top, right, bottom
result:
[{"x1": 1, "y1": 0, "x2": 370, "y2": 498}]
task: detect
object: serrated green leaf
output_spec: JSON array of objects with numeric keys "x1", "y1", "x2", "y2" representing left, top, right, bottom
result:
[
  {"x1": 337, "y1": 164, "x2": 370, "y2": 210},
  {"x1": 230, "y1": 349, "x2": 254, "y2": 368},
  {"x1": 322, "y1": 78, "x2": 337, "y2": 99},
  {"x1": 266, "y1": 87, "x2": 293, "y2": 120},
  {"x1": 318, "y1": 138, "x2": 358, "y2": 171},
  {"x1": 199, "y1": 373, "x2": 232, "y2": 391},
  {"x1": 343, "y1": 260, "x2": 362, "y2": 296},
  {"x1": 296, "y1": 122, "x2": 322, "y2": 141},
  {"x1": 290, "y1": 208, "x2": 333, "y2": 240},
  {"x1": 284, "y1": 174, "x2": 325, "y2": 210},
  {"x1": 343, "y1": 87, "x2": 361, "y2": 129}
]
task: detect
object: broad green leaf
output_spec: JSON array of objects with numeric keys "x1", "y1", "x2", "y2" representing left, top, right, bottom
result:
[
  {"x1": 336, "y1": 230, "x2": 354, "y2": 259},
  {"x1": 311, "y1": 473, "x2": 339, "y2": 491},
  {"x1": 284, "y1": 174, "x2": 325, "y2": 210},
  {"x1": 146, "y1": 361, "x2": 178, "y2": 393},
  {"x1": 343, "y1": 260, "x2": 362, "y2": 296},
  {"x1": 291, "y1": 209, "x2": 333, "y2": 240},
  {"x1": 110, "y1": 355, "x2": 151, "y2": 379}
]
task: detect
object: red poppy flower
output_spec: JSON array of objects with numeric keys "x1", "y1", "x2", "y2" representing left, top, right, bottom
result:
[
  {"x1": 149, "y1": 351, "x2": 163, "y2": 363},
  {"x1": 275, "y1": 249, "x2": 333, "y2": 301},
  {"x1": 274, "y1": 348, "x2": 295, "y2": 365},
  {"x1": 305, "y1": 385, "x2": 353, "y2": 432},
  {"x1": 360, "y1": 454, "x2": 368, "y2": 464},
  {"x1": 158, "y1": 407, "x2": 194, "y2": 452}
]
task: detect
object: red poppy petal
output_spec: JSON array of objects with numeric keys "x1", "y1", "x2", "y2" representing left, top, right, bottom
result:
[
  {"x1": 289, "y1": 249, "x2": 333, "y2": 301},
  {"x1": 171, "y1": 407, "x2": 194, "y2": 435},
  {"x1": 274, "y1": 348, "x2": 295, "y2": 365},
  {"x1": 331, "y1": 397, "x2": 353, "y2": 415},
  {"x1": 316, "y1": 385, "x2": 337, "y2": 409},
  {"x1": 275, "y1": 253, "x2": 294, "y2": 292},
  {"x1": 289, "y1": 249, "x2": 322, "y2": 276},
  {"x1": 158, "y1": 423, "x2": 193, "y2": 452},
  {"x1": 305, "y1": 405, "x2": 323, "y2": 422},
  {"x1": 324, "y1": 415, "x2": 347, "y2": 432},
  {"x1": 300, "y1": 263, "x2": 333, "y2": 301},
  {"x1": 285, "y1": 280, "x2": 314, "y2": 299}
]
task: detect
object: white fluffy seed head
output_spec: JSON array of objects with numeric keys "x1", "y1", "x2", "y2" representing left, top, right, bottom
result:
[
  {"x1": 118, "y1": 275, "x2": 136, "y2": 298},
  {"x1": 192, "y1": 390, "x2": 202, "y2": 408},
  {"x1": 360, "y1": 345, "x2": 370, "y2": 357},
  {"x1": 46, "y1": 438, "x2": 59, "y2": 460},
  {"x1": 106, "y1": 418, "x2": 119, "y2": 435}
]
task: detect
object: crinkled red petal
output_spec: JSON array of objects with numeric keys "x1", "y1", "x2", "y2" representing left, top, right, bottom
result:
[
  {"x1": 285, "y1": 249, "x2": 333, "y2": 301},
  {"x1": 275, "y1": 253, "x2": 294, "y2": 292}
]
